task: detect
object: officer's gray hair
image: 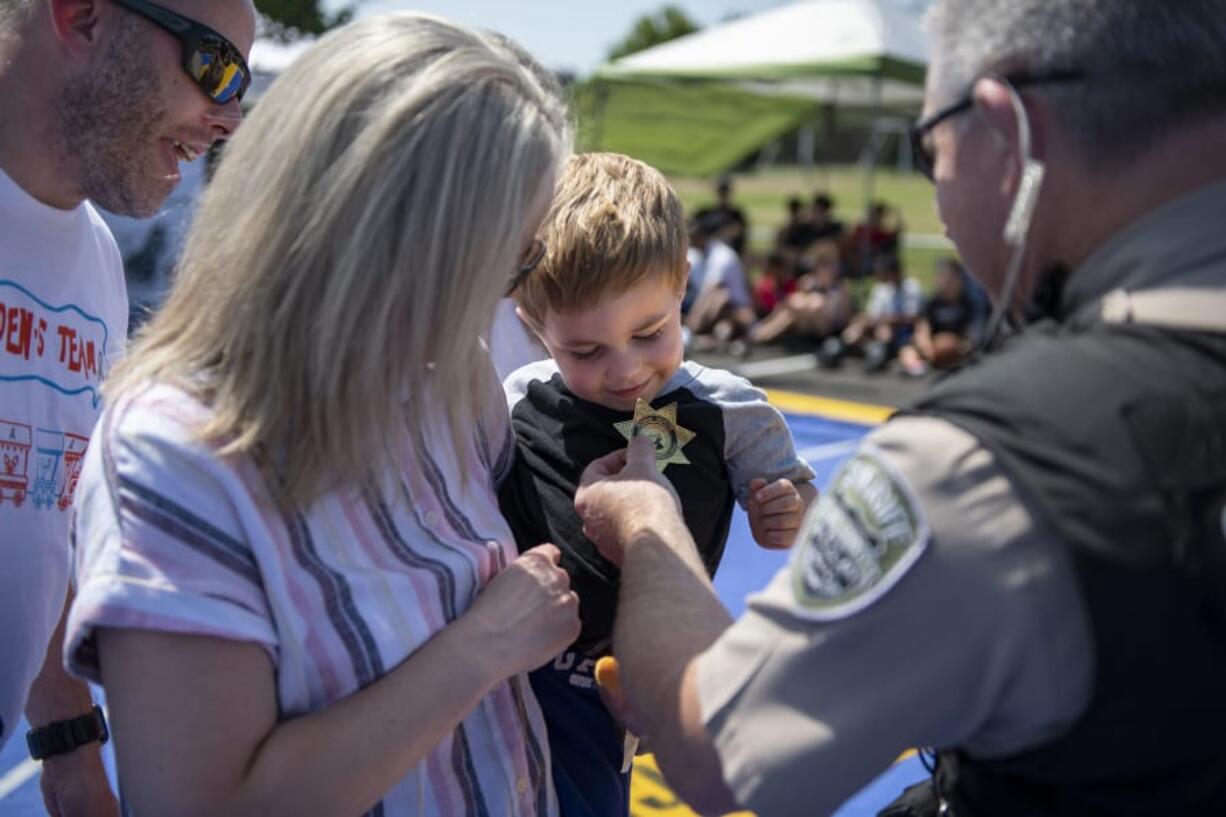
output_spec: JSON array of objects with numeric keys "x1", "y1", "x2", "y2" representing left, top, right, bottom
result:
[
  {"x1": 0, "y1": 1, "x2": 33, "y2": 30},
  {"x1": 927, "y1": 0, "x2": 1226, "y2": 170}
]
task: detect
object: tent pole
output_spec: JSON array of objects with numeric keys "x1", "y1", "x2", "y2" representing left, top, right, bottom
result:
[
  {"x1": 858, "y1": 74, "x2": 883, "y2": 275},
  {"x1": 822, "y1": 84, "x2": 838, "y2": 189},
  {"x1": 822, "y1": 102, "x2": 836, "y2": 185}
]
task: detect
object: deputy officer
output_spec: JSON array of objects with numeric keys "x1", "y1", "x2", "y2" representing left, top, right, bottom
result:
[{"x1": 574, "y1": 1, "x2": 1226, "y2": 815}]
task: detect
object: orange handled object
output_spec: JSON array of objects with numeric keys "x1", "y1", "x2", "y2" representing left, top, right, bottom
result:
[
  {"x1": 595, "y1": 656, "x2": 621, "y2": 697},
  {"x1": 595, "y1": 656, "x2": 639, "y2": 772}
]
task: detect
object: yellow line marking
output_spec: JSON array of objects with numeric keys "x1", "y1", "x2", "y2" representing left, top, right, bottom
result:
[
  {"x1": 631, "y1": 754, "x2": 752, "y2": 817},
  {"x1": 763, "y1": 388, "x2": 894, "y2": 425},
  {"x1": 631, "y1": 751, "x2": 920, "y2": 817}
]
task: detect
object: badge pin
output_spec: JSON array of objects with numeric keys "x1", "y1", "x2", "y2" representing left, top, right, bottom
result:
[{"x1": 613, "y1": 398, "x2": 696, "y2": 472}]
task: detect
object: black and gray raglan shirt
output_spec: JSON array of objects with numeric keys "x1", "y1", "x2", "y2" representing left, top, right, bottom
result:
[{"x1": 498, "y1": 358, "x2": 815, "y2": 655}]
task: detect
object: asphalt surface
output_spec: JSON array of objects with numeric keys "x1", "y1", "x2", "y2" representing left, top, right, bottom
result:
[{"x1": 690, "y1": 340, "x2": 934, "y2": 408}]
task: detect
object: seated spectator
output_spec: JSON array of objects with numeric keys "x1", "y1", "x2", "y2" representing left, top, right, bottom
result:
[
  {"x1": 749, "y1": 244, "x2": 851, "y2": 346},
  {"x1": 848, "y1": 201, "x2": 902, "y2": 278},
  {"x1": 694, "y1": 175, "x2": 749, "y2": 256},
  {"x1": 775, "y1": 197, "x2": 817, "y2": 254},
  {"x1": 752, "y1": 251, "x2": 798, "y2": 317},
  {"x1": 899, "y1": 258, "x2": 975, "y2": 376},
  {"x1": 686, "y1": 214, "x2": 755, "y2": 348},
  {"x1": 809, "y1": 192, "x2": 844, "y2": 244},
  {"x1": 823, "y1": 253, "x2": 922, "y2": 372}
]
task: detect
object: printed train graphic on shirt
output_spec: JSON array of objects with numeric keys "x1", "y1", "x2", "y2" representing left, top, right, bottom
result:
[
  {"x1": 0, "y1": 278, "x2": 114, "y2": 513},
  {"x1": 0, "y1": 421, "x2": 88, "y2": 510}
]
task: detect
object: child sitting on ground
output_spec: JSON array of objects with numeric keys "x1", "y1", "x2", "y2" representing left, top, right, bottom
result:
[
  {"x1": 498, "y1": 152, "x2": 817, "y2": 817},
  {"x1": 898, "y1": 257, "x2": 975, "y2": 376}
]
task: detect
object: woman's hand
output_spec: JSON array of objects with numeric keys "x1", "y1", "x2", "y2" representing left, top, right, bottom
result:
[{"x1": 462, "y1": 544, "x2": 581, "y2": 677}]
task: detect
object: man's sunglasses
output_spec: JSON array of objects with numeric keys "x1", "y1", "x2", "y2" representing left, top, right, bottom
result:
[
  {"x1": 910, "y1": 69, "x2": 1084, "y2": 181},
  {"x1": 113, "y1": 0, "x2": 251, "y2": 105}
]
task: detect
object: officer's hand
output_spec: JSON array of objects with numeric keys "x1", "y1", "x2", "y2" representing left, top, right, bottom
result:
[
  {"x1": 747, "y1": 477, "x2": 808, "y2": 549},
  {"x1": 576, "y1": 436, "x2": 682, "y2": 566}
]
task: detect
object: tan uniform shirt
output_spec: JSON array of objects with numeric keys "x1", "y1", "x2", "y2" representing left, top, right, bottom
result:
[{"x1": 696, "y1": 418, "x2": 1095, "y2": 816}]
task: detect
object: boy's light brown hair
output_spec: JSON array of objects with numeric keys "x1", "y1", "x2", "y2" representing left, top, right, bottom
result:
[{"x1": 514, "y1": 152, "x2": 688, "y2": 326}]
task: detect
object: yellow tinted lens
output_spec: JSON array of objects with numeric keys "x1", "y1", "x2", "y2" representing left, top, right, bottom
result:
[
  {"x1": 189, "y1": 44, "x2": 245, "y2": 102},
  {"x1": 214, "y1": 62, "x2": 242, "y2": 100}
]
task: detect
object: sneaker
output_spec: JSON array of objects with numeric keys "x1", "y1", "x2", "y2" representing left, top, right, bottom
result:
[
  {"x1": 817, "y1": 336, "x2": 845, "y2": 369},
  {"x1": 863, "y1": 340, "x2": 890, "y2": 373}
]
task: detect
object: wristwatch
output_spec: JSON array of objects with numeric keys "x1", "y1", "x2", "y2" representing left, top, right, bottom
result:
[{"x1": 26, "y1": 704, "x2": 109, "y2": 760}]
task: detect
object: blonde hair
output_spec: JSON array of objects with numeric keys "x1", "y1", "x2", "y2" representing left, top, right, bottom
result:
[
  {"x1": 514, "y1": 152, "x2": 687, "y2": 326},
  {"x1": 106, "y1": 13, "x2": 571, "y2": 507}
]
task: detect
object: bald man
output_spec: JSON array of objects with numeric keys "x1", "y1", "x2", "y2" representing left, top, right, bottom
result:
[{"x1": 0, "y1": 1, "x2": 254, "y2": 812}]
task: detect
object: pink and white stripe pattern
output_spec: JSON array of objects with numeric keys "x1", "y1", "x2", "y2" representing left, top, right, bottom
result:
[{"x1": 66, "y1": 381, "x2": 556, "y2": 817}]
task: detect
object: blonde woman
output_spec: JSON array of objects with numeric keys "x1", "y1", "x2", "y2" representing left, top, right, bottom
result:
[{"x1": 62, "y1": 14, "x2": 577, "y2": 817}]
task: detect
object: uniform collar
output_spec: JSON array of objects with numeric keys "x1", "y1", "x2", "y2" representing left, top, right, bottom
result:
[{"x1": 1060, "y1": 176, "x2": 1226, "y2": 323}]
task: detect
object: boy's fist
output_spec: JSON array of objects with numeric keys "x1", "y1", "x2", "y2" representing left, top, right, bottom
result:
[{"x1": 747, "y1": 477, "x2": 809, "y2": 549}]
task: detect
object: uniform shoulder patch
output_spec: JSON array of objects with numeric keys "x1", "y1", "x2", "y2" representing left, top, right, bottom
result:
[{"x1": 789, "y1": 444, "x2": 929, "y2": 620}]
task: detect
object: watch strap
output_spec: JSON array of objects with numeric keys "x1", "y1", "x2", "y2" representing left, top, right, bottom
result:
[{"x1": 26, "y1": 704, "x2": 109, "y2": 760}]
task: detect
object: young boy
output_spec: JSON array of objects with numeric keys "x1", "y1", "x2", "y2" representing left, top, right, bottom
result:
[{"x1": 498, "y1": 153, "x2": 817, "y2": 817}]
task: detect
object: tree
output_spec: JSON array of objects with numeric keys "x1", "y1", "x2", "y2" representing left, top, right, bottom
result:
[
  {"x1": 255, "y1": 0, "x2": 357, "y2": 43},
  {"x1": 607, "y1": 6, "x2": 701, "y2": 61}
]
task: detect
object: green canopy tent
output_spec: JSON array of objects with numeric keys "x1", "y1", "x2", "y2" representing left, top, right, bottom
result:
[{"x1": 580, "y1": 0, "x2": 930, "y2": 178}]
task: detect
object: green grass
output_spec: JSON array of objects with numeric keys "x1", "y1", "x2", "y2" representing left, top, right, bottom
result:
[
  {"x1": 574, "y1": 80, "x2": 821, "y2": 178},
  {"x1": 669, "y1": 165, "x2": 956, "y2": 292},
  {"x1": 670, "y1": 165, "x2": 942, "y2": 236}
]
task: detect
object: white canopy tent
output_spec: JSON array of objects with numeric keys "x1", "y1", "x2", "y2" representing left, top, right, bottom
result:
[
  {"x1": 595, "y1": 0, "x2": 930, "y2": 108},
  {"x1": 587, "y1": 0, "x2": 931, "y2": 206},
  {"x1": 586, "y1": 0, "x2": 934, "y2": 268}
]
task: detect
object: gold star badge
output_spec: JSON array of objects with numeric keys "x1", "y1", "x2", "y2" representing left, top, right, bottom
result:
[{"x1": 613, "y1": 398, "x2": 696, "y2": 472}]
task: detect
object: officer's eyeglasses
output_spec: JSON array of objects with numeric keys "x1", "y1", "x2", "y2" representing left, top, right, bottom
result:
[
  {"x1": 506, "y1": 238, "x2": 547, "y2": 296},
  {"x1": 910, "y1": 69, "x2": 1084, "y2": 182},
  {"x1": 112, "y1": 0, "x2": 251, "y2": 105}
]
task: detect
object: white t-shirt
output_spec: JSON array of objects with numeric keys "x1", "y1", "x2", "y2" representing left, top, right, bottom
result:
[
  {"x1": 687, "y1": 239, "x2": 752, "y2": 310},
  {"x1": 0, "y1": 167, "x2": 127, "y2": 749},
  {"x1": 865, "y1": 277, "x2": 924, "y2": 321}
]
